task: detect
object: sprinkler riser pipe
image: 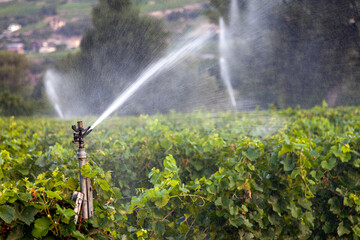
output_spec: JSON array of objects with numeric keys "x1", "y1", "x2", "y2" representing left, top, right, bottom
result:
[
  {"x1": 72, "y1": 121, "x2": 94, "y2": 221},
  {"x1": 77, "y1": 148, "x2": 86, "y2": 159},
  {"x1": 77, "y1": 148, "x2": 94, "y2": 220}
]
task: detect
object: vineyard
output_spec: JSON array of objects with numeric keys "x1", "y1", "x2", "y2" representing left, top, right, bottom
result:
[{"x1": 1, "y1": 105, "x2": 360, "y2": 239}]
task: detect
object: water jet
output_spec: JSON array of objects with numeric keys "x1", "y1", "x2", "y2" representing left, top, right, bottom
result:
[
  {"x1": 90, "y1": 30, "x2": 215, "y2": 130},
  {"x1": 219, "y1": 17, "x2": 237, "y2": 109},
  {"x1": 44, "y1": 71, "x2": 64, "y2": 118}
]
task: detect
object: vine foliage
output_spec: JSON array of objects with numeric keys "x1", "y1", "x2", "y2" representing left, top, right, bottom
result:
[{"x1": 1, "y1": 106, "x2": 360, "y2": 239}]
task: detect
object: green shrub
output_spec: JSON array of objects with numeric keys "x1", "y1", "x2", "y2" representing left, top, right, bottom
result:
[{"x1": 0, "y1": 91, "x2": 34, "y2": 116}]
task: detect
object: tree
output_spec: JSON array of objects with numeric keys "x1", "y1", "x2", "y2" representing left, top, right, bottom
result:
[
  {"x1": 57, "y1": 0, "x2": 169, "y2": 114},
  {"x1": 208, "y1": 0, "x2": 360, "y2": 108},
  {"x1": 0, "y1": 50, "x2": 29, "y2": 93},
  {"x1": 0, "y1": 50, "x2": 41, "y2": 116}
]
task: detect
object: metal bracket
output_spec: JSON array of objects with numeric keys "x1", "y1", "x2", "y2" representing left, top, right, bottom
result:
[{"x1": 72, "y1": 191, "x2": 84, "y2": 224}]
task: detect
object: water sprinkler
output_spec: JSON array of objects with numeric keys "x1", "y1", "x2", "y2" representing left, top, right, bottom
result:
[{"x1": 72, "y1": 121, "x2": 93, "y2": 223}]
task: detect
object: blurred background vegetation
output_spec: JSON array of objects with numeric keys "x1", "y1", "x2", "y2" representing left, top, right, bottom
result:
[{"x1": 1, "y1": 0, "x2": 360, "y2": 116}]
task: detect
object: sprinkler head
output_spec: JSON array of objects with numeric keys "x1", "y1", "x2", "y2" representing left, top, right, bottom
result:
[{"x1": 72, "y1": 121, "x2": 92, "y2": 148}]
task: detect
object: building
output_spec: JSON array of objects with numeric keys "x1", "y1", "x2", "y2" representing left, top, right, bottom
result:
[
  {"x1": 7, "y1": 43, "x2": 24, "y2": 54},
  {"x1": 7, "y1": 23, "x2": 21, "y2": 33},
  {"x1": 39, "y1": 42, "x2": 56, "y2": 54},
  {"x1": 50, "y1": 17, "x2": 66, "y2": 31},
  {"x1": 46, "y1": 35, "x2": 81, "y2": 50}
]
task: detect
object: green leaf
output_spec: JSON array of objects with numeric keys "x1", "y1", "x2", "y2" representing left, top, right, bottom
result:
[
  {"x1": 207, "y1": 185, "x2": 216, "y2": 194},
  {"x1": 164, "y1": 155, "x2": 178, "y2": 172},
  {"x1": 353, "y1": 223, "x2": 360, "y2": 236},
  {"x1": 152, "y1": 221, "x2": 165, "y2": 236},
  {"x1": 328, "y1": 197, "x2": 341, "y2": 215},
  {"x1": 278, "y1": 144, "x2": 295, "y2": 156},
  {"x1": 34, "y1": 156, "x2": 46, "y2": 167},
  {"x1": 268, "y1": 213, "x2": 281, "y2": 226},
  {"x1": 298, "y1": 198, "x2": 312, "y2": 211},
  {"x1": 178, "y1": 223, "x2": 189, "y2": 234},
  {"x1": 32, "y1": 202, "x2": 47, "y2": 210},
  {"x1": 32, "y1": 217, "x2": 53, "y2": 238},
  {"x1": 241, "y1": 205, "x2": 248, "y2": 213},
  {"x1": 6, "y1": 225, "x2": 23, "y2": 240},
  {"x1": 0, "y1": 205, "x2": 16, "y2": 223},
  {"x1": 338, "y1": 221, "x2": 351, "y2": 236},
  {"x1": 290, "y1": 168, "x2": 301, "y2": 179},
  {"x1": 289, "y1": 203, "x2": 302, "y2": 219},
  {"x1": 229, "y1": 218, "x2": 242, "y2": 227},
  {"x1": 354, "y1": 158, "x2": 360, "y2": 168},
  {"x1": 56, "y1": 204, "x2": 75, "y2": 224},
  {"x1": 281, "y1": 157, "x2": 295, "y2": 171},
  {"x1": 247, "y1": 163, "x2": 255, "y2": 171},
  {"x1": 71, "y1": 230, "x2": 86, "y2": 240},
  {"x1": 113, "y1": 187, "x2": 122, "y2": 199},
  {"x1": 191, "y1": 161, "x2": 203, "y2": 171},
  {"x1": 304, "y1": 211, "x2": 314, "y2": 228},
  {"x1": 160, "y1": 138, "x2": 172, "y2": 151},
  {"x1": 322, "y1": 221, "x2": 336, "y2": 234},
  {"x1": 268, "y1": 196, "x2": 285, "y2": 215},
  {"x1": 19, "y1": 206, "x2": 37, "y2": 226},
  {"x1": 321, "y1": 158, "x2": 337, "y2": 170},
  {"x1": 155, "y1": 196, "x2": 169, "y2": 207},
  {"x1": 240, "y1": 215, "x2": 253, "y2": 228},
  {"x1": 17, "y1": 192, "x2": 30, "y2": 202},
  {"x1": 46, "y1": 190, "x2": 62, "y2": 200},
  {"x1": 310, "y1": 150, "x2": 320, "y2": 158},
  {"x1": 215, "y1": 197, "x2": 222, "y2": 206},
  {"x1": 243, "y1": 147, "x2": 259, "y2": 161},
  {"x1": 97, "y1": 178, "x2": 111, "y2": 192},
  {"x1": 65, "y1": 177, "x2": 79, "y2": 191},
  {"x1": 229, "y1": 205, "x2": 239, "y2": 216},
  {"x1": 298, "y1": 224, "x2": 311, "y2": 239},
  {"x1": 0, "y1": 168, "x2": 4, "y2": 180},
  {"x1": 81, "y1": 165, "x2": 99, "y2": 178},
  {"x1": 61, "y1": 220, "x2": 76, "y2": 236},
  {"x1": 341, "y1": 144, "x2": 351, "y2": 154}
]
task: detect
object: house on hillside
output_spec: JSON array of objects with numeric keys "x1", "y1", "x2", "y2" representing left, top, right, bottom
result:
[
  {"x1": 7, "y1": 23, "x2": 21, "y2": 33},
  {"x1": 147, "y1": 3, "x2": 206, "y2": 20},
  {"x1": 50, "y1": 17, "x2": 66, "y2": 31},
  {"x1": 66, "y1": 37, "x2": 81, "y2": 49},
  {"x1": 39, "y1": 42, "x2": 56, "y2": 53},
  {"x1": 7, "y1": 43, "x2": 24, "y2": 54},
  {"x1": 46, "y1": 35, "x2": 81, "y2": 50}
]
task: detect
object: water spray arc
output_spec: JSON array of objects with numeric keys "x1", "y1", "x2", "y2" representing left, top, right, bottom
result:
[
  {"x1": 219, "y1": 18, "x2": 237, "y2": 109},
  {"x1": 44, "y1": 72, "x2": 64, "y2": 118},
  {"x1": 71, "y1": 121, "x2": 93, "y2": 223},
  {"x1": 90, "y1": 30, "x2": 215, "y2": 130}
]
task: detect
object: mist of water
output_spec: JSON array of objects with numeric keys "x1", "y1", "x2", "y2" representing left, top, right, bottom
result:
[
  {"x1": 90, "y1": 29, "x2": 215, "y2": 130},
  {"x1": 219, "y1": 17, "x2": 237, "y2": 109},
  {"x1": 230, "y1": 0, "x2": 241, "y2": 29},
  {"x1": 44, "y1": 71, "x2": 64, "y2": 118},
  {"x1": 219, "y1": 56, "x2": 237, "y2": 108}
]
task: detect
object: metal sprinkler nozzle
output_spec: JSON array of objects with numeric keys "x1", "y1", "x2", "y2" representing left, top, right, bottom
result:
[
  {"x1": 72, "y1": 121, "x2": 92, "y2": 148},
  {"x1": 72, "y1": 121, "x2": 93, "y2": 223}
]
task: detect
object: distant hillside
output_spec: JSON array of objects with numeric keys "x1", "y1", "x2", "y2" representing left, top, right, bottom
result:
[
  {"x1": 0, "y1": 0, "x2": 210, "y2": 101},
  {"x1": 0, "y1": 0, "x2": 206, "y2": 31},
  {"x1": 0, "y1": 0, "x2": 209, "y2": 63},
  {"x1": 134, "y1": 0, "x2": 206, "y2": 12}
]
